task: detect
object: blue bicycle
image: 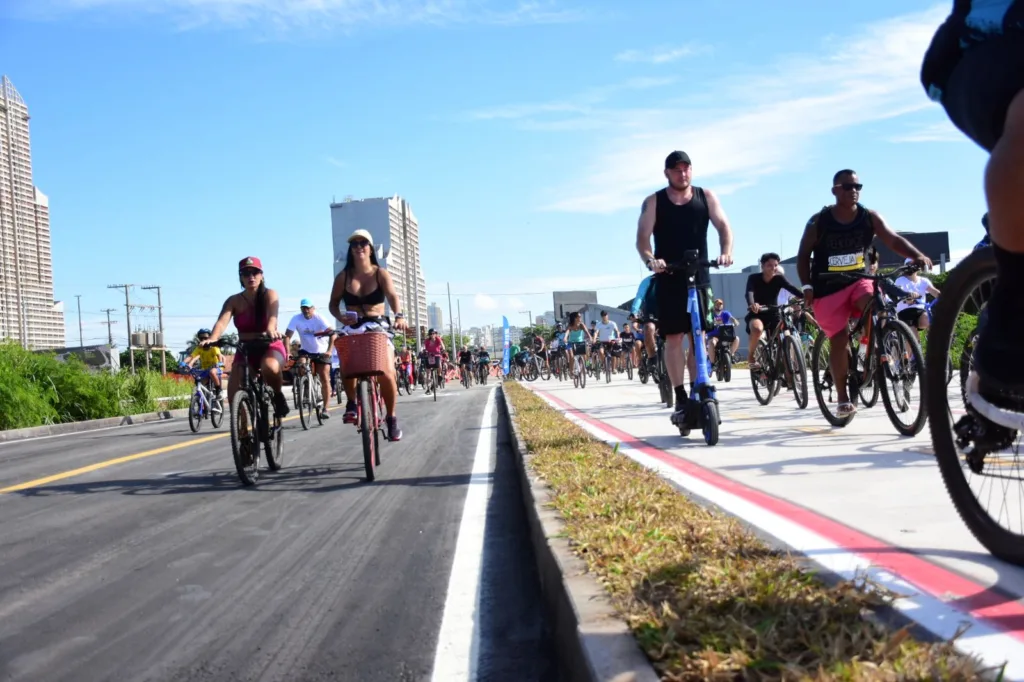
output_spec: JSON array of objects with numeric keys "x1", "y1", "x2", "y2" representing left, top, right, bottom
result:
[
  {"x1": 183, "y1": 365, "x2": 224, "y2": 432},
  {"x1": 663, "y1": 251, "x2": 722, "y2": 446}
]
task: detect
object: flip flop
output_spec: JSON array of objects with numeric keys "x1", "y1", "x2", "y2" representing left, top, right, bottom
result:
[{"x1": 837, "y1": 402, "x2": 857, "y2": 417}]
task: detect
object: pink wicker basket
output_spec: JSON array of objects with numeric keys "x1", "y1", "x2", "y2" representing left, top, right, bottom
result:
[{"x1": 335, "y1": 333, "x2": 390, "y2": 377}]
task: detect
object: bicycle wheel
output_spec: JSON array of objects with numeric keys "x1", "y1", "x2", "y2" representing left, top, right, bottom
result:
[
  {"x1": 579, "y1": 357, "x2": 587, "y2": 389},
  {"x1": 265, "y1": 411, "x2": 284, "y2": 471},
  {"x1": 783, "y1": 335, "x2": 809, "y2": 409},
  {"x1": 750, "y1": 340, "x2": 775, "y2": 406},
  {"x1": 626, "y1": 354, "x2": 634, "y2": 381},
  {"x1": 297, "y1": 376, "x2": 310, "y2": 430},
  {"x1": 572, "y1": 360, "x2": 580, "y2": 388},
  {"x1": 878, "y1": 320, "x2": 927, "y2": 437},
  {"x1": 811, "y1": 331, "x2": 855, "y2": 428},
  {"x1": 926, "y1": 246, "x2": 1024, "y2": 564},
  {"x1": 230, "y1": 390, "x2": 260, "y2": 486},
  {"x1": 211, "y1": 392, "x2": 224, "y2": 429},
  {"x1": 723, "y1": 352, "x2": 732, "y2": 383},
  {"x1": 605, "y1": 354, "x2": 612, "y2": 383},
  {"x1": 314, "y1": 378, "x2": 324, "y2": 425},
  {"x1": 524, "y1": 362, "x2": 539, "y2": 382},
  {"x1": 374, "y1": 386, "x2": 384, "y2": 466},
  {"x1": 359, "y1": 380, "x2": 376, "y2": 482},
  {"x1": 188, "y1": 393, "x2": 203, "y2": 433},
  {"x1": 702, "y1": 402, "x2": 719, "y2": 446}
]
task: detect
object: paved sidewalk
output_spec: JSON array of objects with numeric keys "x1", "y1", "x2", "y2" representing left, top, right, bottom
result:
[{"x1": 524, "y1": 369, "x2": 1024, "y2": 680}]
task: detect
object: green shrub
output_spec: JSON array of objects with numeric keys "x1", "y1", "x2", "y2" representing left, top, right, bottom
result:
[{"x1": 921, "y1": 312, "x2": 977, "y2": 370}]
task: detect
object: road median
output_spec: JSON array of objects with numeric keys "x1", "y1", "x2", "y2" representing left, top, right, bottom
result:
[
  {"x1": 502, "y1": 381, "x2": 992, "y2": 681},
  {"x1": 0, "y1": 407, "x2": 188, "y2": 444}
]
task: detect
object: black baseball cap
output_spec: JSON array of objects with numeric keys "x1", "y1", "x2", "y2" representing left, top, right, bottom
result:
[{"x1": 665, "y1": 151, "x2": 691, "y2": 168}]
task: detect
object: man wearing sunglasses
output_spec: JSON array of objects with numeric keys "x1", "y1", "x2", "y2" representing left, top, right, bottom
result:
[{"x1": 796, "y1": 170, "x2": 932, "y2": 419}]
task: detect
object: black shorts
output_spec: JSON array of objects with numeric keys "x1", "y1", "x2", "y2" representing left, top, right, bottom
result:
[
  {"x1": 654, "y1": 272, "x2": 713, "y2": 336},
  {"x1": 940, "y1": 35, "x2": 1024, "y2": 152},
  {"x1": 298, "y1": 350, "x2": 331, "y2": 366},
  {"x1": 744, "y1": 310, "x2": 781, "y2": 336},
  {"x1": 897, "y1": 307, "x2": 926, "y2": 329}
]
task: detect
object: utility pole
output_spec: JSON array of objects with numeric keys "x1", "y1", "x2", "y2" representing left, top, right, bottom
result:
[
  {"x1": 75, "y1": 295, "x2": 84, "y2": 348},
  {"x1": 108, "y1": 284, "x2": 134, "y2": 373},
  {"x1": 447, "y1": 282, "x2": 455, "y2": 355},
  {"x1": 456, "y1": 299, "x2": 462, "y2": 348},
  {"x1": 141, "y1": 285, "x2": 165, "y2": 374},
  {"x1": 100, "y1": 308, "x2": 117, "y2": 346}
]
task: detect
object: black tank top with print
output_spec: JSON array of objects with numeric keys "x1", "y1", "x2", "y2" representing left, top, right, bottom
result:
[{"x1": 810, "y1": 204, "x2": 875, "y2": 299}]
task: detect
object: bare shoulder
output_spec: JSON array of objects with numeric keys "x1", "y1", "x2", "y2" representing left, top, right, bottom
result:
[
  {"x1": 377, "y1": 266, "x2": 394, "y2": 283},
  {"x1": 265, "y1": 287, "x2": 279, "y2": 300},
  {"x1": 640, "y1": 193, "x2": 657, "y2": 213}
]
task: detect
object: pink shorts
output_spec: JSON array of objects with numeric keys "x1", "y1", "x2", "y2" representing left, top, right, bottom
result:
[
  {"x1": 232, "y1": 339, "x2": 288, "y2": 371},
  {"x1": 813, "y1": 279, "x2": 873, "y2": 339}
]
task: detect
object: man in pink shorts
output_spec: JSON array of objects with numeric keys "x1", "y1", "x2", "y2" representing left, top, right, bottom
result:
[{"x1": 796, "y1": 170, "x2": 932, "y2": 419}]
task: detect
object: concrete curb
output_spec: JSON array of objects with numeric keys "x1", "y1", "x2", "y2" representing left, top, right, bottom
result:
[
  {"x1": 0, "y1": 408, "x2": 189, "y2": 444},
  {"x1": 498, "y1": 385, "x2": 660, "y2": 682}
]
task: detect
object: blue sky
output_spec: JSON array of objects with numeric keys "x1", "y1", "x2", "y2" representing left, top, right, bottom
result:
[{"x1": 0, "y1": 0, "x2": 988, "y2": 351}]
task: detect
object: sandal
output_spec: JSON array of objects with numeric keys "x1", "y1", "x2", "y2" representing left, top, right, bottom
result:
[{"x1": 837, "y1": 402, "x2": 857, "y2": 417}]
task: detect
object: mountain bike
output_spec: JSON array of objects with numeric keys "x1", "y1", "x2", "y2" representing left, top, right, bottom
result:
[
  {"x1": 810, "y1": 263, "x2": 927, "y2": 436},
  {"x1": 334, "y1": 318, "x2": 393, "y2": 482},
  {"x1": 569, "y1": 343, "x2": 587, "y2": 389},
  {"x1": 215, "y1": 338, "x2": 284, "y2": 486},
  {"x1": 293, "y1": 352, "x2": 326, "y2": 430},
  {"x1": 461, "y1": 363, "x2": 472, "y2": 388},
  {"x1": 748, "y1": 303, "x2": 809, "y2": 410},
  {"x1": 709, "y1": 325, "x2": 735, "y2": 383},
  {"x1": 184, "y1": 366, "x2": 224, "y2": 432},
  {"x1": 663, "y1": 252, "x2": 722, "y2": 446}
]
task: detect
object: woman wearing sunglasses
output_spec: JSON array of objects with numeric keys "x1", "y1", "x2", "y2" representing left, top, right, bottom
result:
[
  {"x1": 329, "y1": 229, "x2": 409, "y2": 441},
  {"x1": 201, "y1": 256, "x2": 290, "y2": 417}
]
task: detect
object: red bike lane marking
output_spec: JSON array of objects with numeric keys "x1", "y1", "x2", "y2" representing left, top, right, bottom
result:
[{"x1": 531, "y1": 387, "x2": 1024, "y2": 641}]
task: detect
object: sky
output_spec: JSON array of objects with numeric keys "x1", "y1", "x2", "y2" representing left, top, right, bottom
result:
[{"x1": 0, "y1": 0, "x2": 989, "y2": 352}]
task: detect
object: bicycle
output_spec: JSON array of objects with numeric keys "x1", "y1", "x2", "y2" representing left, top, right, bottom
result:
[
  {"x1": 293, "y1": 352, "x2": 326, "y2": 431},
  {"x1": 658, "y1": 253, "x2": 722, "y2": 445},
  {"x1": 709, "y1": 326, "x2": 735, "y2": 383},
  {"x1": 334, "y1": 318, "x2": 393, "y2": 482},
  {"x1": 184, "y1": 365, "x2": 224, "y2": 432},
  {"x1": 810, "y1": 263, "x2": 927, "y2": 436},
  {"x1": 477, "y1": 359, "x2": 490, "y2": 385},
  {"x1": 569, "y1": 344, "x2": 588, "y2": 389},
  {"x1": 214, "y1": 338, "x2": 284, "y2": 486},
  {"x1": 748, "y1": 303, "x2": 809, "y2": 410},
  {"x1": 623, "y1": 343, "x2": 635, "y2": 381},
  {"x1": 423, "y1": 355, "x2": 442, "y2": 401},
  {"x1": 460, "y1": 363, "x2": 472, "y2": 389},
  {"x1": 395, "y1": 362, "x2": 413, "y2": 395}
]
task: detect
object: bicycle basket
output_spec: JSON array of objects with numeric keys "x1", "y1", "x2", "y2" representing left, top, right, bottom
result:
[{"x1": 335, "y1": 334, "x2": 390, "y2": 377}]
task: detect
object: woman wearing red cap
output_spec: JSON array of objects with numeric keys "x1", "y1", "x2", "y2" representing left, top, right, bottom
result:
[
  {"x1": 202, "y1": 256, "x2": 290, "y2": 416},
  {"x1": 329, "y1": 229, "x2": 408, "y2": 441}
]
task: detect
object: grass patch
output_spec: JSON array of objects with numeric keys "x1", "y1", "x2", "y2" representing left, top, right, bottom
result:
[{"x1": 504, "y1": 382, "x2": 995, "y2": 681}]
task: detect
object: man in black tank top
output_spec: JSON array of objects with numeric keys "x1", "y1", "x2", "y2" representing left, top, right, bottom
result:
[
  {"x1": 796, "y1": 169, "x2": 932, "y2": 418},
  {"x1": 636, "y1": 150, "x2": 735, "y2": 421}
]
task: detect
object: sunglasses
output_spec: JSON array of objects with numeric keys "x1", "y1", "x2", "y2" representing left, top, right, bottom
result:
[
  {"x1": 240, "y1": 268, "x2": 262, "y2": 277},
  {"x1": 835, "y1": 182, "x2": 863, "y2": 192},
  {"x1": 350, "y1": 240, "x2": 370, "y2": 248},
  {"x1": 301, "y1": 306, "x2": 312, "y2": 311}
]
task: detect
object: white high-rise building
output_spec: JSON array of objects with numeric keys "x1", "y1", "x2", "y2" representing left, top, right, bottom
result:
[
  {"x1": 330, "y1": 194, "x2": 427, "y2": 343},
  {"x1": 0, "y1": 76, "x2": 64, "y2": 350},
  {"x1": 427, "y1": 301, "x2": 443, "y2": 332}
]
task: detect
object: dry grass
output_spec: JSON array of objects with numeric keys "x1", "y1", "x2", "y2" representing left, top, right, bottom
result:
[{"x1": 504, "y1": 383, "x2": 999, "y2": 681}]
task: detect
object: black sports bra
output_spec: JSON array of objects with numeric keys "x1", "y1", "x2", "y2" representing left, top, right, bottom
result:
[{"x1": 342, "y1": 268, "x2": 386, "y2": 307}]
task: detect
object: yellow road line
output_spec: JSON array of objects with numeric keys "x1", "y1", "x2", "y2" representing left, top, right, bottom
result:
[{"x1": 0, "y1": 414, "x2": 301, "y2": 495}]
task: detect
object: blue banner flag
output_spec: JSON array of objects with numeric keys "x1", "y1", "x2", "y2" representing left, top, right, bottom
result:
[{"x1": 502, "y1": 316, "x2": 510, "y2": 376}]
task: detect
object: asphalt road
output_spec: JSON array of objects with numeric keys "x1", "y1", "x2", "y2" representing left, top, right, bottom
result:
[{"x1": 0, "y1": 384, "x2": 558, "y2": 682}]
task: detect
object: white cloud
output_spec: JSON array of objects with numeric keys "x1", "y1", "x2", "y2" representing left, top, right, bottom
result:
[
  {"x1": 469, "y1": 6, "x2": 949, "y2": 214},
  {"x1": 30, "y1": 0, "x2": 584, "y2": 31},
  {"x1": 614, "y1": 45, "x2": 706, "y2": 64},
  {"x1": 888, "y1": 120, "x2": 965, "y2": 143},
  {"x1": 506, "y1": 296, "x2": 525, "y2": 310},
  {"x1": 474, "y1": 293, "x2": 498, "y2": 310}
]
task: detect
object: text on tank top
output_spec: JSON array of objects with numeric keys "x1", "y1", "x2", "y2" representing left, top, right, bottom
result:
[
  {"x1": 810, "y1": 205, "x2": 875, "y2": 298},
  {"x1": 653, "y1": 187, "x2": 710, "y2": 284}
]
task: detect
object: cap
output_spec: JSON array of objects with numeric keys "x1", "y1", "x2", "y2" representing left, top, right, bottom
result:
[
  {"x1": 300, "y1": 298, "x2": 313, "y2": 308},
  {"x1": 665, "y1": 150, "x2": 691, "y2": 168},
  {"x1": 239, "y1": 256, "x2": 263, "y2": 272},
  {"x1": 347, "y1": 229, "x2": 374, "y2": 245}
]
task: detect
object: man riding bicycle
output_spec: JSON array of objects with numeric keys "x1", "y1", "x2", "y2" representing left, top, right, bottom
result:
[
  {"x1": 745, "y1": 253, "x2": 804, "y2": 371},
  {"x1": 706, "y1": 300, "x2": 739, "y2": 368},
  {"x1": 593, "y1": 310, "x2": 620, "y2": 372},
  {"x1": 183, "y1": 328, "x2": 224, "y2": 399},
  {"x1": 285, "y1": 298, "x2": 336, "y2": 420},
  {"x1": 458, "y1": 346, "x2": 474, "y2": 384}
]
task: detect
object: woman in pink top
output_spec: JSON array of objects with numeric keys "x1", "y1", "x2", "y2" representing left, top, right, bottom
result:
[{"x1": 202, "y1": 256, "x2": 290, "y2": 417}]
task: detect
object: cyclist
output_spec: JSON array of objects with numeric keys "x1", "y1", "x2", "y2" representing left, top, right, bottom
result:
[
  {"x1": 397, "y1": 345, "x2": 414, "y2": 389},
  {"x1": 530, "y1": 330, "x2": 546, "y2": 370},
  {"x1": 593, "y1": 310, "x2": 620, "y2": 373},
  {"x1": 636, "y1": 150, "x2": 734, "y2": 426},
  {"x1": 562, "y1": 311, "x2": 593, "y2": 376},
  {"x1": 922, "y1": 6, "x2": 1024, "y2": 412},
  {"x1": 285, "y1": 298, "x2": 336, "y2": 420},
  {"x1": 894, "y1": 258, "x2": 941, "y2": 331},
  {"x1": 328, "y1": 229, "x2": 409, "y2": 441},
  {"x1": 476, "y1": 346, "x2": 491, "y2": 382},
  {"x1": 630, "y1": 276, "x2": 659, "y2": 372},
  {"x1": 618, "y1": 321, "x2": 636, "y2": 372},
  {"x1": 201, "y1": 256, "x2": 290, "y2": 416},
  {"x1": 423, "y1": 328, "x2": 445, "y2": 392},
  {"x1": 458, "y1": 346, "x2": 474, "y2": 384},
  {"x1": 183, "y1": 328, "x2": 224, "y2": 399},
  {"x1": 706, "y1": 300, "x2": 739, "y2": 368},
  {"x1": 796, "y1": 170, "x2": 932, "y2": 419},
  {"x1": 508, "y1": 339, "x2": 521, "y2": 371},
  {"x1": 745, "y1": 252, "x2": 804, "y2": 371}
]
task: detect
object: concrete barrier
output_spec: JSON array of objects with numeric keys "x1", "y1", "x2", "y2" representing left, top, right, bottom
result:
[{"x1": 0, "y1": 408, "x2": 189, "y2": 444}]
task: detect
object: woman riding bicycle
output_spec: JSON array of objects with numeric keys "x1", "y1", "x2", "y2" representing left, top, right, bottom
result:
[
  {"x1": 201, "y1": 256, "x2": 290, "y2": 416},
  {"x1": 563, "y1": 311, "x2": 593, "y2": 375},
  {"x1": 328, "y1": 229, "x2": 409, "y2": 442}
]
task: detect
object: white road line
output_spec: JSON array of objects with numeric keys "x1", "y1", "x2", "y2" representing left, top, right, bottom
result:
[
  {"x1": 430, "y1": 387, "x2": 497, "y2": 681},
  {"x1": 529, "y1": 389, "x2": 1024, "y2": 680}
]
